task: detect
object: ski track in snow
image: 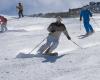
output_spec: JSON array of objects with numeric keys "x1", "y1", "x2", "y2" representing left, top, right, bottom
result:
[{"x1": 57, "y1": 42, "x2": 100, "y2": 55}]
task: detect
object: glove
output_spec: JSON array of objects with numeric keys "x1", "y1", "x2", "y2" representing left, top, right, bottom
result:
[{"x1": 67, "y1": 36, "x2": 71, "y2": 40}]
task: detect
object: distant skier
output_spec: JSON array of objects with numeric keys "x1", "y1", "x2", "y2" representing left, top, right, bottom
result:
[
  {"x1": 0, "y1": 16, "x2": 8, "y2": 32},
  {"x1": 37, "y1": 16, "x2": 71, "y2": 55},
  {"x1": 80, "y1": 6, "x2": 94, "y2": 35},
  {"x1": 16, "y1": 2, "x2": 24, "y2": 18}
]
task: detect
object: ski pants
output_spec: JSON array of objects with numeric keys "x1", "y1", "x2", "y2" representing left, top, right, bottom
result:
[
  {"x1": 0, "y1": 23, "x2": 7, "y2": 32},
  {"x1": 83, "y1": 21, "x2": 94, "y2": 33},
  {"x1": 38, "y1": 35, "x2": 59, "y2": 54},
  {"x1": 18, "y1": 10, "x2": 24, "y2": 18}
]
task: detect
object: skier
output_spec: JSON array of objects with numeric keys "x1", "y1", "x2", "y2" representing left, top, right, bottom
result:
[
  {"x1": 16, "y1": 2, "x2": 24, "y2": 18},
  {"x1": 37, "y1": 16, "x2": 71, "y2": 55},
  {"x1": 80, "y1": 6, "x2": 94, "y2": 35},
  {"x1": 0, "y1": 16, "x2": 8, "y2": 32}
]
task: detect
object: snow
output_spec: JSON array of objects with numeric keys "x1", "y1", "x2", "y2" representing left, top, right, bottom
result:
[{"x1": 0, "y1": 14, "x2": 100, "y2": 80}]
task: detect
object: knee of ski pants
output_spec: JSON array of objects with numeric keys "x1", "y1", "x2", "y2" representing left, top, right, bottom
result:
[
  {"x1": 46, "y1": 36, "x2": 59, "y2": 51},
  {"x1": 84, "y1": 21, "x2": 90, "y2": 25},
  {"x1": 52, "y1": 41, "x2": 59, "y2": 48},
  {"x1": 47, "y1": 35, "x2": 59, "y2": 44},
  {"x1": 38, "y1": 36, "x2": 59, "y2": 53},
  {"x1": 2, "y1": 23, "x2": 6, "y2": 27},
  {"x1": 49, "y1": 41, "x2": 59, "y2": 52},
  {"x1": 83, "y1": 21, "x2": 90, "y2": 29},
  {"x1": 1, "y1": 25, "x2": 6, "y2": 31}
]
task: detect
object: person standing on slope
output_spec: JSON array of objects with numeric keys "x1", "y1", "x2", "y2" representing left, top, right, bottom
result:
[
  {"x1": 0, "y1": 16, "x2": 8, "y2": 33},
  {"x1": 16, "y1": 2, "x2": 24, "y2": 18},
  {"x1": 80, "y1": 6, "x2": 94, "y2": 35},
  {"x1": 37, "y1": 16, "x2": 71, "y2": 55}
]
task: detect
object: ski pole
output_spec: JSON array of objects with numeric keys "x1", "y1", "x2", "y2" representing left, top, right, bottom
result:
[
  {"x1": 91, "y1": 17, "x2": 100, "y2": 28},
  {"x1": 80, "y1": 21, "x2": 82, "y2": 31},
  {"x1": 71, "y1": 40, "x2": 83, "y2": 49},
  {"x1": 28, "y1": 37, "x2": 47, "y2": 54}
]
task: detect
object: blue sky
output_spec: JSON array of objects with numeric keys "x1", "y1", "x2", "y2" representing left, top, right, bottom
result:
[{"x1": 0, "y1": 0, "x2": 100, "y2": 15}]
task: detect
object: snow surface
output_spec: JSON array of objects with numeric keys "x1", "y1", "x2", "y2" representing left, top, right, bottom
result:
[{"x1": 0, "y1": 14, "x2": 100, "y2": 80}]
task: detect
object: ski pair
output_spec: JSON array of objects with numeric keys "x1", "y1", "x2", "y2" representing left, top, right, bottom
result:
[{"x1": 78, "y1": 32, "x2": 94, "y2": 39}]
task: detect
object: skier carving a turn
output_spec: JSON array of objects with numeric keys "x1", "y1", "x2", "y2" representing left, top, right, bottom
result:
[{"x1": 37, "y1": 16, "x2": 71, "y2": 56}]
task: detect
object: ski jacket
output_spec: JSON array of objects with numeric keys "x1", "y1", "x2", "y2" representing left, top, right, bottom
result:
[
  {"x1": 16, "y1": 5, "x2": 23, "y2": 11},
  {"x1": 0, "y1": 16, "x2": 7, "y2": 24},
  {"x1": 47, "y1": 22, "x2": 70, "y2": 39},
  {"x1": 80, "y1": 9, "x2": 92, "y2": 22}
]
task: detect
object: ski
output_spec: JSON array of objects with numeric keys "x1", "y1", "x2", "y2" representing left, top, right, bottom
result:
[
  {"x1": 44, "y1": 52, "x2": 58, "y2": 56},
  {"x1": 78, "y1": 34, "x2": 89, "y2": 39},
  {"x1": 78, "y1": 33, "x2": 93, "y2": 39},
  {"x1": 32, "y1": 52, "x2": 58, "y2": 58}
]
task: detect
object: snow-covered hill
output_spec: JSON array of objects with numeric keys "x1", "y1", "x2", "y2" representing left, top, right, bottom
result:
[{"x1": 0, "y1": 14, "x2": 100, "y2": 80}]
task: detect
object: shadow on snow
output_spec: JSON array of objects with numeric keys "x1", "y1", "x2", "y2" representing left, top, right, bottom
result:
[{"x1": 16, "y1": 52, "x2": 66, "y2": 63}]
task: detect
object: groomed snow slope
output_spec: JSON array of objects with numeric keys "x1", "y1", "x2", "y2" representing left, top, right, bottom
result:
[{"x1": 0, "y1": 14, "x2": 100, "y2": 80}]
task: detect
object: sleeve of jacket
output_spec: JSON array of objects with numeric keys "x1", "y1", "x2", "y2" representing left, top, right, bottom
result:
[
  {"x1": 63, "y1": 30, "x2": 70, "y2": 37},
  {"x1": 63, "y1": 30, "x2": 71, "y2": 40},
  {"x1": 62, "y1": 24, "x2": 70, "y2": 37}
]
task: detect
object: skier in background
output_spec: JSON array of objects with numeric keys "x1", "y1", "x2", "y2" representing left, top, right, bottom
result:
[
  {"x1": 0, "y1": 15, "x2": 8, "y2": 32},
  {"x1": 16, "y1": 2, "x2": 24, "y2": 18},
  {"x1": 80, "y1": 6, "x2": 94, "y2": 35},
  {"x1": 37, "y1": 16, "x2": 71, "y2": 55}
]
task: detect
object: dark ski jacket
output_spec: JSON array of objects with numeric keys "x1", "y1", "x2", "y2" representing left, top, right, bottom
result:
[
  {"x1": 47, "y1": 21, "x2": 70, "y2": 39},
  {"x1": 16, "y1": 4, "x2": 23, "y2": 11}
]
